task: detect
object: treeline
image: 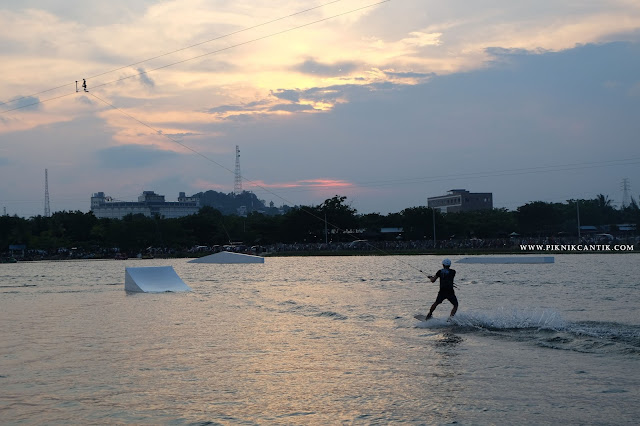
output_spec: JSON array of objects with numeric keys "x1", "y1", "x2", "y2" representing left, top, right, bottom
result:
[{"x1": 1, "y1": 195, "x2": 638, "y2": 255}]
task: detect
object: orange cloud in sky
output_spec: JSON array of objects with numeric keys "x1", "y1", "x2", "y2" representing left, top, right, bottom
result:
[
  {"x1": 192, "y1": 178, "x2": 228, "y2": 191},
  {"x1": 246, "y1": 178, "x2": 354, "y2": 189}
]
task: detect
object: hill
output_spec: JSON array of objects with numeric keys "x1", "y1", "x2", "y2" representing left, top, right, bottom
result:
[{"x1": 192, "y1": 190, "x2": 267, "y2": 215}]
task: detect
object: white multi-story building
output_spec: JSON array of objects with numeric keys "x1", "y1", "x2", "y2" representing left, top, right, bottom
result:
[
  {"x1": 91, "y1": 191, "x2": 200, "y2": 219},
  {"x1": 428, "y1": 189, "x2": 493, "y2": 213}
]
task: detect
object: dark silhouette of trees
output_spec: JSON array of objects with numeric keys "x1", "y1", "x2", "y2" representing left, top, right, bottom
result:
[
  {"x1": 320, "y1": 195, "x2": 359, "y2": 241},
  {"x1": 401, "y1": 207, "x2": 434, "y2": 240},
  {"x1": 1, "y1": 194, "x2": 637, "y2": 258},
  {"x1": 448, "y1": 208, "x2": 516, "y2": 238},
  {"x1": 280, "y1": 205, "x2": 323, "y2": 243},
  {"x1": 517, "y1": 202, "x2": 566, "y2": 236}
]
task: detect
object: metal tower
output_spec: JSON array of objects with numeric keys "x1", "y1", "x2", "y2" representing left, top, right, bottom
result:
[
  {"x1": 621, "y1": 178, "x2": 631, "y2": 208},
  {"x1": 234, "y1": 145, "x2": 242, "y2": 195},
  {"x1": 44, "y1": 169, "x2": 51, "y2": 217}
]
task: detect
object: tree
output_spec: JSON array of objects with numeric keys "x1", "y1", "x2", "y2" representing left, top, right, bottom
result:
[
  {"x1": 620, "y1": 196, "x2": 640, "y2": 228},
  {"x1": 568, "y1": 197, "x2": 619, "y2": 229},
  {"x1": 359, "y1": 213, "x2": 387, "y2": 233},
  {"x1": 280, "y1": 206, "x2": 323, "y2": 243},
  {"x1": 179, "y1": 206, "x2": 225, "y2": 245},
  {"x1": 0, "y1": 215, "x2": 30, "y2": 248},
  {"x1": 446, "y1": 208, "x2": 516, "y2": 238},
  {"x1": 244, "y1": 212, "x2": 282, "y2": 245},
  {"x1": 319, "y1": 195, "x2": 359, "y2": 241},
  {"x1": 400, "y1": 207, "x2": 432, "y2": 240},
  {"x1": 516, "y1": 202, "x2": 565, "y2": 236}
]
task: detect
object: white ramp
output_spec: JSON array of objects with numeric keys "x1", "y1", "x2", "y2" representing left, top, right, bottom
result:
[
  {"x1": 457, "y1": 256, "x2": 554, "y2": 264},
  {"x1": 188, "y1": 251, "x2": 264, "y2": 264},
  {"x1": 125, "y1": 266, "x2": 192, "y2": 292}
]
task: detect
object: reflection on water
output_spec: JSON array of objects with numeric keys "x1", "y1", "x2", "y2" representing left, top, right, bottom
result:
[
  {"x1": 435, "y1": 332, "x2": 464, "y2": 349},
  {"x1": 1, "y1": 255, "x2": 639, "y2": 424}
]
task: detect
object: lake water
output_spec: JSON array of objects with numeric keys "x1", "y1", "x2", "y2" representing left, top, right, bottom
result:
[{"x1": 1, "y1": 254, "x2": 639, "y2": 424}]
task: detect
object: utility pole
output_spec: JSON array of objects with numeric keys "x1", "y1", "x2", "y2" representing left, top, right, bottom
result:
[
  {"x1": 44, "y1": 169, "x2": 51, "y2": 217},
  {"x1": 621, "y1": 178, "x2": 631, "y2": 208},
  {"x1": 325, "y1": 213, "x2": 328, "y2": 244},
  {"x1": 432, "y1": 208, "x2": 437, "y2": 248},
  {"x1": 234, "y1": 145, "x2": 242, "y2": 195},
  {"x1": 576, "y1": 200, "x2": 581, "y2": 242}
]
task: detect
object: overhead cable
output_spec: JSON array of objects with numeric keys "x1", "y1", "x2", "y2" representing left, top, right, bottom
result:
[{"x1": 0, "y1": 0, "x2": 389, "y2": 114}]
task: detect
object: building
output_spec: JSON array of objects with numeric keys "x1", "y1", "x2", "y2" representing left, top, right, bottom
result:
[
  {"x1": 91, "y1": 191, "x2": 200, "y2": 219},
  {"x1": 427, "y1": 189, "x2": 493, "y2": 213}
]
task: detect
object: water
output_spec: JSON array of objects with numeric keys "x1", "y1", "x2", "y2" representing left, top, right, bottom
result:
[{"x1": 1, "y1": 254, "x2": 639, "y2": 424}]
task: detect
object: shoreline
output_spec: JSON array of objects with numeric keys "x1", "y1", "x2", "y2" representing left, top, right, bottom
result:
[
  {"x1": 262, "y1": 249, "x2": 638, "y2": 257},
  {"x1": 4, "y1": 248, "x2": 637, "y2": 263}
]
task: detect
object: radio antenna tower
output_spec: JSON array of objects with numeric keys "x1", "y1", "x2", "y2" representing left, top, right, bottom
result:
[
  {"x1": 234, "y1": 145, "x2": 242, "y2": 195},
  {"x1": 44, "y1": 168, "x2": 51, "y2": 217},
  {"x1": 621, "y1": 178, "x2": 631, "y2": 208}
]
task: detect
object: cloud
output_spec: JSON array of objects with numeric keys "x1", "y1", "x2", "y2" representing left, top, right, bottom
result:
[
  {"x1": 96, "y1": 144, "x2": 180, "y2": 169},
  {"x1": 220, "y1": 41, "x2": 640, "y2": 213},
  {"x1": 206, "y1": 100, "x2": 270, "y2": 115},
  {"x1": 296, "y1": 179, "x2": 354, "y2": 188},
  {"x1": 137, "y1": 68, "x2": 155, "y2": 89},
  {"x1": 410, "y1": 31, "x2": 442, "y2": 46},
  {"x1": 247, "y1": 178, "x2": 354, "y2": 189},
  {"x1": 382, "y1": 70, "x2": 435, "y2": 83},
  {"x1": 485, "y1": 47, "x2": 546, "y2": 57},
  {"x1": 75, "y1": 95, "x2": 95, "y2": 106},
  {"x1": 270, "y1": 89, "x2": 300, "y2": 103},
  {"x1": 203, "y1": 83, "x2": 390, "y2": 119},
  {"x1": 295, "y1": 58, "x2": 359, "y2": 76},
  {"x1": 268, "y1": 103, "x2": 316, "y2": 112},
  {"x1": 4, "y1": 96, "x2": 41, "y2": 112},
  {"x1": 0, "y1": 157, "x2": 10, "y2": 166},
  {"x1": 270, "y1": 86, "x2": 344, "y2": 106},
  {"x1": 2, "y1": 1, "x2": 640, "y2": 217},
  {"x1": 224, "y1": 113, "x2": 263, "y2": 123},
  {"x1": 164, "y1": 132, "x2": 201, "y2": 140},
  {"x1": 6, "y1": 0, "x2": 157, "y2": 26}
]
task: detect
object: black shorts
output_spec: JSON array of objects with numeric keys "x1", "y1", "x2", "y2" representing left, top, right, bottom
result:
[{"x1": 435, "y1": 289, "x2": 458, "y2": 307}]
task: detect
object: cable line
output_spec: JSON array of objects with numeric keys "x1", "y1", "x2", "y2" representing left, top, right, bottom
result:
[
  {"x1": 349, "y1": 157, "x2": 640, "y2": 189},
  {"x1": 1, "y1": 0, "x2": 406, "y2": 266},
  {"x1": 0, "y1": 83, "x2": 76, "y2": 108},
  {"x1": 87, "y1": 89, "x2": 427, "y2": 275},
  {"x1": 242, "y1": 156, "x2": 640, "y2": 199},
  {"x1": 85, "y1": 0, "x2": 346, "y2": 81},
  {"x1": 0, "y1": 91, "x2": 77, "y2": 114},
  {"x1": 0, "y1": 0, "x2": 388, "y2": 113},
  {"x1": 89, "y1": 92, "x2": 236, "y2": 176},
  {"x1": 89, "y1": 0, "x2": 390, "y2": 92},
  {"x1": 0, "y1": 0, "x2": 345, "y2": 107},
  {"x1": 88, "y1": 91, "x2": 343, "y2": 215}
]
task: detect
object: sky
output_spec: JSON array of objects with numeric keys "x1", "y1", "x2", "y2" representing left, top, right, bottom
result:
[{"x1": 1, "y1": 0, "x2": 640, "y2": 217}]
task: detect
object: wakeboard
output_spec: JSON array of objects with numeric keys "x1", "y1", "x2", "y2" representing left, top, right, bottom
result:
[{"x1": 414, "y1": 314, "x2": 430, "y2": 322}]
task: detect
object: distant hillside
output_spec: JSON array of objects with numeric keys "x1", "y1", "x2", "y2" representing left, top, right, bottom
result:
[{"x1": 192, "y1": 190, "x2": 267, "y2": 215}]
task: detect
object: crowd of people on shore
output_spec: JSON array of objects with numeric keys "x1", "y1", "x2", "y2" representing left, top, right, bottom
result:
[
  {"x1": 263, "y1": 234, "x2": 637, "y2": 254},
  {"x1": 3, "y1": 234, "x2": 637, "y2": 262}
]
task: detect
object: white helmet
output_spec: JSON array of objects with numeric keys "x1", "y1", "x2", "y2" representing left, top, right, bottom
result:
[{"x1": 442, "y1": 258, "x2": 451, "y2": 266}]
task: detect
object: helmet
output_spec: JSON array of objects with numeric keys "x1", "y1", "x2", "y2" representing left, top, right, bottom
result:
[{"x1": 442, "y1": 258, "x2": 451, "y2": 266}]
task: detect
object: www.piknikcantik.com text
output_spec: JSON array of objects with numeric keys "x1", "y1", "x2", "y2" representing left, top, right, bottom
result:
[{"x1": 520, "y1": 244, "x2": 635, "y2": 251}]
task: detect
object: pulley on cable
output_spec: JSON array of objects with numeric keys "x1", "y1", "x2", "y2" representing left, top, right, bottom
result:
[{"x1": 75, "y1": 79, "x2": 88, "y2": 93}]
